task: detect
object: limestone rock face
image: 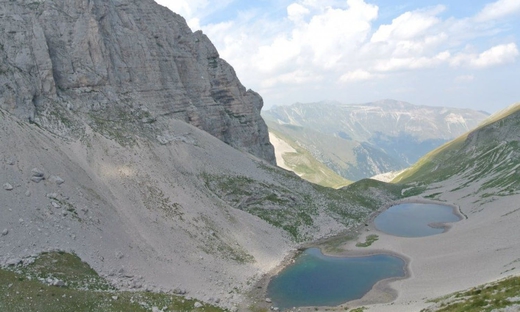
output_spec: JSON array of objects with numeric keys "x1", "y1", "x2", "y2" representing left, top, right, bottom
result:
[{"x1": 0, "y1": 0, "x2": 275, "y2": 164}]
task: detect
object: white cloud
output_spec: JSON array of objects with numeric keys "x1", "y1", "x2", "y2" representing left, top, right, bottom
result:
[
  {"x1": 154, "y1": 0, "x2": 233, "y2": 30},
  {"x1": 287, "y1": 3, "x2": 310, "y2": 23},
  {"x1": 187, "y1": 18, "x2": 202, "y2": 31},
  {"x1": 389, "y1": 33, "x2": 448, "y2": 57},
  {"x1": 204, "y1": 0, "x2": 379, "y2": 84},
  {"x1": 475, "y1": 0, "x2": 520, "y2": 22},
  {"x1": 154, "y1": 0, "x2": 205, "y2": 19},
  {"x1": 451, "y1": 43, "x2": 519, "y2": 68},
  {"x1": 254, "y1": 36, "x2": 302, "y2": 73},
  {"x1": 292, "y1": 0, "x2": 379, "y2": 68},
  {"x1": 473, "y1": 43, "x2": 519, "y2": 67},
  {"x1": 371, "y1": 6, "x2": 445, "y2": 43},
  {"x1": 168, "y1": 0, "x2": 520, "y2": 110},
  {"x1": 339, "y1": 69, "x2": 374, "y2": 82},
  {"x1": 373, "y1": 51, "x2": 450, "y2": 72},
  {"x1": 262, "y1": 70, "x2": 324, "y2": 88}
]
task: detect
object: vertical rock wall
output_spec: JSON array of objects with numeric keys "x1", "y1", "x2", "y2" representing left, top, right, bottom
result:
[{"x1": 0, "y1": 0, "x2": 275, "y2": 164}]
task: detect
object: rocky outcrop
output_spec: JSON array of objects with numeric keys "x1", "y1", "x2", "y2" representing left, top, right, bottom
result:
[{"x1": 0, "y1": 0, "x2": 275, "y2": 164}]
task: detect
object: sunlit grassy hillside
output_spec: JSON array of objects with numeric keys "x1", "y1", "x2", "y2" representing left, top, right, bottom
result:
[
  {"x1": 269, "y1": 129, "x2": 352, "y2": 189},
  {"x1": 393, "y1": 103, "x2": 520, "y2": 197}
]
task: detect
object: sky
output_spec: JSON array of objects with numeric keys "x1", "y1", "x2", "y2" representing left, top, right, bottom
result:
[{"x1": 155, "y1": 0, "x2": 520, "y2": 113}]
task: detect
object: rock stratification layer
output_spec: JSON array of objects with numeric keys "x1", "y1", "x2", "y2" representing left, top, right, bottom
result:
[{"x1": 0, "y1": 0, "x2": 275, "y2": 164}]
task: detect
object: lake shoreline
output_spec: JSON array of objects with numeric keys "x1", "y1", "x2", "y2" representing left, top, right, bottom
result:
[
  {"x1": 247, "y1": 197, "x2": 458, "y2": 311},
  {"x1": 373, "y1": 200, "x2": 462, "y2": 237}
]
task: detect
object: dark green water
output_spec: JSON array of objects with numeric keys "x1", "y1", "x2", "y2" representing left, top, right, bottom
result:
[
  {"x1": 374, "y1": 203, "x2": 461, "y2": 237},
  {"x1": 267, "y1": 248, "x2": 405, "y2": 310}
]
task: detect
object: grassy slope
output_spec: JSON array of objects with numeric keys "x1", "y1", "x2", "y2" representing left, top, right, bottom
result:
[
  {"x1": 390, "y1": 103, "x2": 520, "y2": 311},
  {"x1": 393, "y1": 103, "x2": 520, "y2": 195},
  {"x1": 265, "y1": 119, "x2": 364, "y2": 176},
  {"x1": 269, "y1": 129, "x2": 352, "y2": 189},
  {"x1": 423, "y1": 276, "x2": 520, "y2": 312},
  {"x1": 204, "y1": 165, "x2": 403, "y2": 242},
  {"x1": 0, "y1": 252, "x2": 225, "y2": 312}
]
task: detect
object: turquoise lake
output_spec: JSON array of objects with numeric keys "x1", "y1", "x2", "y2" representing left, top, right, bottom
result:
[
  {"x1": 267, "y1": 248, "x2": 405, "y2": 310},
  {"x1": 374, "y1": 202, "x2": 461, "y2": 237}
]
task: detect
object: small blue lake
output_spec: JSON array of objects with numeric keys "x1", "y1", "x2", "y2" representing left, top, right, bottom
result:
[
  {"x1": 374, "y1": 203, "x2": 461, "y2": 237},
  {"x1": 267, "y1": 248, "x2": 405, "y2": 310}
]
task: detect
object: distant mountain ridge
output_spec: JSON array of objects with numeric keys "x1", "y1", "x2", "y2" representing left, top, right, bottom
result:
[
  {"x1": 3, "y1": 1, "x2": 519, "y2": 311},
  {"x1": 263, "y1": 99, "x2": 489, "y2": 181}
]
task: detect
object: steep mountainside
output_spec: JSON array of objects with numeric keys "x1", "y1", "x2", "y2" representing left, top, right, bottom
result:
[
  {"x1": 393, "y1": 103, "x2": 520, "y2": 194},
  {"x1": 0, "y1": 107, "x2": 402, "y2": 310},
  {"x1": 0, "y1": 1, "x2": 406, "y2": 309},
  {"x1": 269, "y1": 130, "x2": 352, "y2": 189},
  {"x1": 0, "y1": 0, "x2": 274, "y2": 164},
  {"x1": 263, "y1": 100, "x2": 489, "y2": 181}
]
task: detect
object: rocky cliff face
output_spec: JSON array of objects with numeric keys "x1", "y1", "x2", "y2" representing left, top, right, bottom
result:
[{"x1": 0, "y1": 0, "x2": 275, "y2": 164}]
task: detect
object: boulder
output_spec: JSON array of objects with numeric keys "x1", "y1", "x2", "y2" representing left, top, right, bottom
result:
[
  {"x1": 50, "y1": 176, "x2": 65, "y2": 185},
  {"x1": 31, "y1": 168, "x2": 44, "y2": 177}
]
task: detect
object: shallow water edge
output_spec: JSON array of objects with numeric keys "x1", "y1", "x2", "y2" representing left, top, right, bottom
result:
[
  {"x1": 374, "y1": 202, "x2": 461, "y2": 237},
  {"x1": 246, "y1": 197, "x2": 460, "y2": 311},
  {"x1": 266, "y1": 249, "x2": 406, "y2": 309}
]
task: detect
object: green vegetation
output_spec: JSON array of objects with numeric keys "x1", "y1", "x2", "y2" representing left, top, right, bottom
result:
[
  {"x1": 321, "y1": 234, "x2": 355, "y2": 253},
  {"x1": 141, "y1": 184, "x2": 184, "y2": 221},
  {"x1": 207, "y1": 57, "x2": 218, "y2": 69},
  {"x1": 424, "y1": 192, "x2": 442, "y2": 199},
  {"x1": 401, "y1": 185, "x2": 427, "y2": 197},
  {"x1": 393, "y1": 105, "x2": 520, "y2": 199},
  {"x1": 52, "y1": 198, "x2": 81, "y2": 221},
  {"x1": 477, "y1": 103, "x2": 520, "y2": 129},
  {"x1": 356, "y1": 234, "x2": 379, "y2": 247},
  {"x1": 48, "y1": 107, "x2": 75, "y2": 129},
  {"x1": 11, "y1": 251, "x2": 114, "y2": 291},
  {"x1": 0, "y1": 251, "x2": 226, "y2": 312},
  {"x1": 88, "y1": 111, "x2": 138, "y2": 147},
  {"x1": 423, "y1": 275, "x2": 520, "y2": 312},
  {"x1": 196, "y1": 215, "x2": 255, "y2": 264},
  {"x1": 202, "y1": 173, "x2": 317, "y2": 241},
  {"x1": 315, "y1": 179, "x2": 404, "y2": 225},
  {"x1": 86, "y1": 106, "x2": 157, "y2": 147},
  {"x1": 204, "y1": 168, "x2": 403, "y2": 242},
  {"x1": 269, "y1": 130, "x2": 352, "y2": 189},
  {"x1": 392, "y1": 135, "x2": 467, "y2": 185},
  {"x1": 248, "y1": 305, "x2": 269, "y2": 312}
]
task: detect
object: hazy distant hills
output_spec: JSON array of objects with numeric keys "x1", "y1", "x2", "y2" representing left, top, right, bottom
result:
[
  {"x1": 263, "y1": 100, "x2": 490, "y2": 181},
  {"x1": 2, "y1": 0, "x2": 520, "y2": 310}
]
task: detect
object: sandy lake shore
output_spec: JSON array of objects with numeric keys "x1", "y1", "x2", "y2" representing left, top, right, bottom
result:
[{"x1": 248, "y1": 186, "x2": 520, "y2": 312}]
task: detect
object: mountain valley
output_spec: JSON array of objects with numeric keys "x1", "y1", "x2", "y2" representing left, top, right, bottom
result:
[
  {"x1": 1, "y1": 1, "x2": 519, "y2": 312},
  {"x1": 263, "y1": 100, "x2": 489, "y2": 182}
]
